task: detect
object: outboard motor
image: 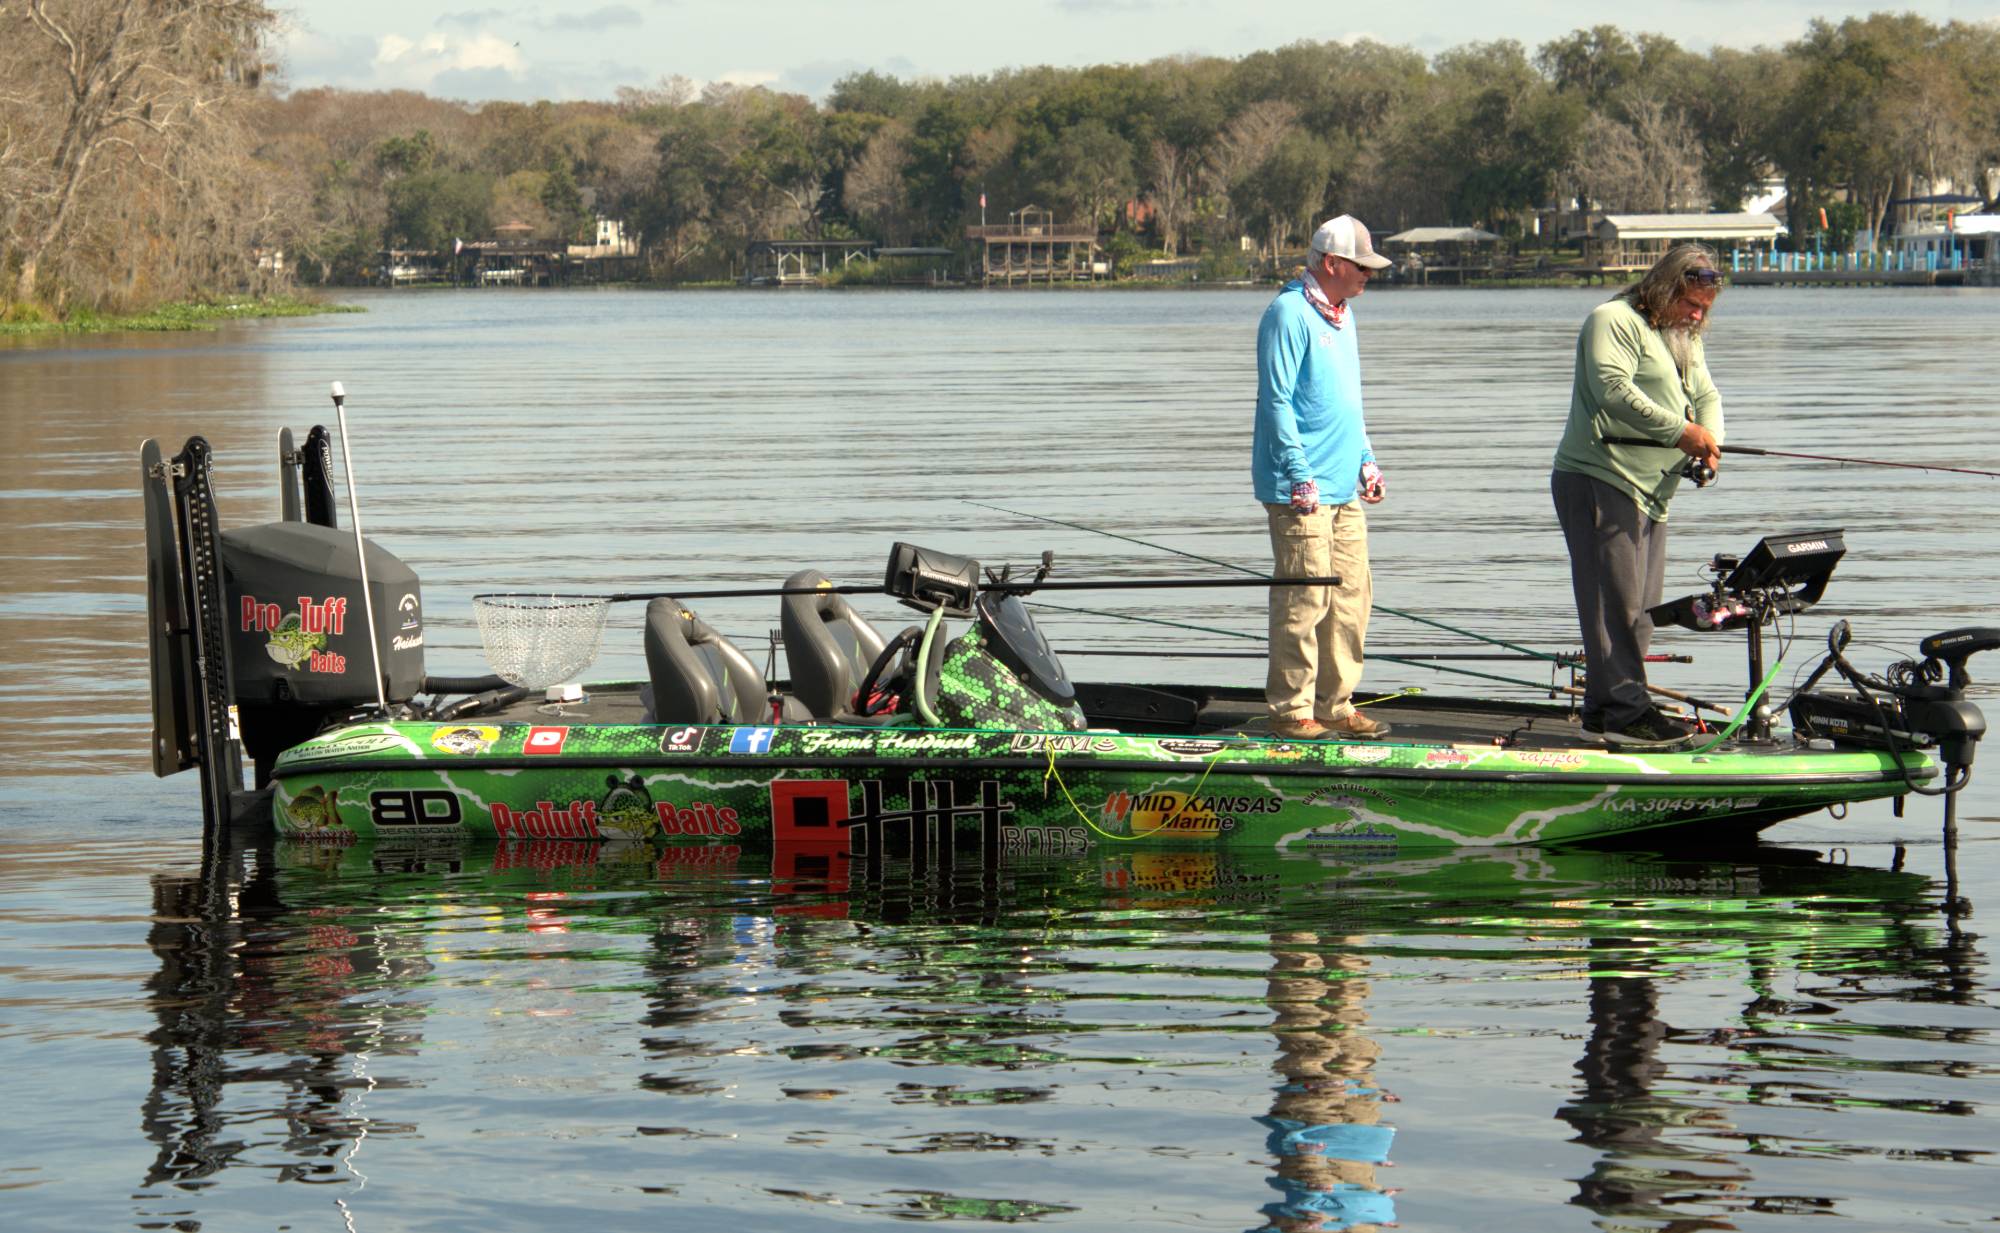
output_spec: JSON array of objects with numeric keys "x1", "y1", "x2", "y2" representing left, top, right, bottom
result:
[
  {"x1": 144, "y1": 431, "x2": 426, "y2": 816},
  {"x1": 222, "y1": 520, "x2": 425, "y2": 780}
]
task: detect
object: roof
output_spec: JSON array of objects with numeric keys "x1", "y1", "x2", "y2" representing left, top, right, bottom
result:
[
  {"x1": 1382, "y1": 227, "x2": 1502, "y2": 244},
  {"x1": 1597, "y1": 213, "x2": 1784, "y2": 240}
]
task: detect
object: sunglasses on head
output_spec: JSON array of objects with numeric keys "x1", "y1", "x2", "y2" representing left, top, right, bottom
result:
[{"x1": 1686, "y1": 268, "x2": 1723, "y2": 287}]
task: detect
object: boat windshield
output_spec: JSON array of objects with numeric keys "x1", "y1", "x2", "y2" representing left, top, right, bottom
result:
[{"x1": 978, "y1": 591, "x2": 1075, "y2": 705}]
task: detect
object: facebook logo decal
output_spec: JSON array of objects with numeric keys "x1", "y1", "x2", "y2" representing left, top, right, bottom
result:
[{"x1": 730, "y1": 727, "x2": 776, "y2": 754}]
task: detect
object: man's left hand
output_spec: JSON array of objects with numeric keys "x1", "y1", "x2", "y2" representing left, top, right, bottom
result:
[{"x1": 1359, "y1": 462, "x2": 1386, "y2": 504}]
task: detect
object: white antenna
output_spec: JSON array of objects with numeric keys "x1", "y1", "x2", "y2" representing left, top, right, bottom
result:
[{"x1": 330, "y1": 382, "x2": 388, "y2": 713}]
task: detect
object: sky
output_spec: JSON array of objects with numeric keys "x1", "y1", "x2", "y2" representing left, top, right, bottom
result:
[{"x1": 273, "y1": 0, "x2": 2000, "y2": 103}]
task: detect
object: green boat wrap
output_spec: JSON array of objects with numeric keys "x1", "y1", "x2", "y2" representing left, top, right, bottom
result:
[{"x1": 271, "y1": 712, "x2": 1933, "y2": 850}]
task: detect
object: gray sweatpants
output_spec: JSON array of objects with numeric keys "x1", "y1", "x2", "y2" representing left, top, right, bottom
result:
[{"x1": 1551, "y1": 470, "x2": 1667, "y2": 727}]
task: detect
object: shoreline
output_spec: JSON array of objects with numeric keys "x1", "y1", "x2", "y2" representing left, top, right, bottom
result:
[{"x1": 0, "y1": 296, "x2": 361, "y2": 336}]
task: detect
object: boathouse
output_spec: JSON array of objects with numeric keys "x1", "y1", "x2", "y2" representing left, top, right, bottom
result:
[
  {"x1": 743, "y1": 239, "x2": 878, "y2": 285},
  {"x1": 1380, "y1": 226, "x2": 1503, "y2": 284},
  {"x1": 1590, "y1": 213, "x2": 1784, "y2": 271},
  {"x1": 966, "y1": 206, "x2": 1103, "y2": 285}
]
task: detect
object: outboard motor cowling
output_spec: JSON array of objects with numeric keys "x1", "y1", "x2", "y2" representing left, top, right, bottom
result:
[{"x1": 222, "y1": 521, "x2": 426, "y2": 707}]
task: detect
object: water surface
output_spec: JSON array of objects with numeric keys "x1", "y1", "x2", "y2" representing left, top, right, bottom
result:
[{"x1": 0, "y1": 286, "x2": 1995, "y2": 1230}]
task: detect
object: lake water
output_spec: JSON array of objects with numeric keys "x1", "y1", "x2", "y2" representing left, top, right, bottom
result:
[{"x1": 1, "y1": 285, "x2": 1995, "y2": 1231}]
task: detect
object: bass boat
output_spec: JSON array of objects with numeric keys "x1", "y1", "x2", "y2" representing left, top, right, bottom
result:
[{"x1": 143, "y1": 425, "x2": 1992, "y2": 856}]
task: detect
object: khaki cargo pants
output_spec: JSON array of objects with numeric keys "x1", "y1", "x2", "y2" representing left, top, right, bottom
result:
[{"x1": 1265, "y1": 500, "x2": 1372, "y2": 722}]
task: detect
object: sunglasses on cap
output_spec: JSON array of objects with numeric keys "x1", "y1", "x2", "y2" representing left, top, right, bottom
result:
[{"x1": 1686, "y1": 268, "x2": 1723, "y2": 287}]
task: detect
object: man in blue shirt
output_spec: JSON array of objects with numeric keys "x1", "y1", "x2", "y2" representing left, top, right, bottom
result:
[{"x1": 1253, "y1": 215, "x2": 1392, "y2": 741}]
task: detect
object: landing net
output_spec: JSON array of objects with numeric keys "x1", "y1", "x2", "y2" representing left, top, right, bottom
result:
[{"x1": 472, "y1": 593, "x2": 608, "y2": 690}]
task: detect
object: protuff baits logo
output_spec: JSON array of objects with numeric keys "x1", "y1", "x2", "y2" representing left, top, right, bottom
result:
[
  {"x1": 486, "y1": 775, "x2": 743, "y2": 840},
  {"x1": 242, "y1": 594, "x2": 348, "y2": 673}
]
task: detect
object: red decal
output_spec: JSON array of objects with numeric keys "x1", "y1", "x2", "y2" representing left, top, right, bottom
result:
[
  {"x1": 490, "y1": 800, "x2": 601, "y2": 838},
  {"x1": 771, "y1": 779, "x2": 850, "y2": 843},
  {"x1": 524, "y1": 727, "x2": 568, "y2": 755},
  {"x1": 654, "y1": 801, "x2": 742, "y2": 836}
]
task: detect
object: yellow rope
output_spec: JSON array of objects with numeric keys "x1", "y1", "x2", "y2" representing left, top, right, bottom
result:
[
  {"x1": 1043, "y1": 740, "x2": 1231, "y2": 842},
  {"x1": 1354, "y1": 686, "x2": 1422, "y2": 708}
]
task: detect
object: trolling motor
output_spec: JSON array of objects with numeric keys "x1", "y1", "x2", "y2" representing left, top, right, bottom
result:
[
  {"x1": 1789, "y1": 622, "x2": 1992, "y2": 861},
  {"x1": 1790, "y1": 624, "x2": 1994, "y2": 776}
]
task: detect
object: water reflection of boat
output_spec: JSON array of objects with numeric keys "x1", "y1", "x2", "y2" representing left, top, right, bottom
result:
[
  {"x1": 142, "y1": 432, "x2": 1993, "y2": 852},
  {"x1": 138, "y1": 828, "x2": 1963, "y2": 1226}
]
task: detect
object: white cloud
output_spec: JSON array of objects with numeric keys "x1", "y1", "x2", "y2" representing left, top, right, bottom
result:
[
  {"x1": 713, "y1": 68, "x2": 781, "y2": 88},
  {"x1": 371, "y1": 30, "x2": 526, "y2": 89}
]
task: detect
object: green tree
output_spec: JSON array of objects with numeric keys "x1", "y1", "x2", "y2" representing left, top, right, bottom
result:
[
  {"x1": 374, "y1": 130, "x2": 439, "y2": 178},
  {"x1": 1034, "y1": 120, "x2": 1136, "y2": 232},
  {"x1": 540, "y1": 161, "x2": 587, "y2": 244},
  {"x1": 903, "y1": 98, "x2": 973, "y2": 242},
  {"x1": 384, "y1": 169, "x2": 492, "y2": 251},
  {"x1": 1230, "y1": 130, "x2": 1334, "y2": 262}
]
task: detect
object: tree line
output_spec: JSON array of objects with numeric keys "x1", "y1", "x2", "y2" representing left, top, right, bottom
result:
[{"x1": 4, "y1": 4, "x2": 1998, "y2": 310}]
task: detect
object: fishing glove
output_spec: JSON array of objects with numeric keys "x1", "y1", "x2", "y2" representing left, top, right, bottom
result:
[
  {"x1": 1360, "y1": 461, "x2": 1386, "y2": 501},
  {"x1": 1289, "y1": 479, "x2": 1319, "y2": 513}
]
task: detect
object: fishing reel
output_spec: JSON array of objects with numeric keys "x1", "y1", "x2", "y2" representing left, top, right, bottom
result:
[{"x1": 1680, "y1": 456, "x2": 1716, "y2": 488}]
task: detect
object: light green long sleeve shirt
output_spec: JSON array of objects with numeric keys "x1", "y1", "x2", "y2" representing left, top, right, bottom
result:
[{"x1": 1552, "y1": 298, "x2": 1724, "y2": 522}]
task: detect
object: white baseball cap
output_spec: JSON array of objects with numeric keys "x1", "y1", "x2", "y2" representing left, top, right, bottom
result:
[{"x1": 1309, "y1": 215, "x2": 1393, "y2": 270}]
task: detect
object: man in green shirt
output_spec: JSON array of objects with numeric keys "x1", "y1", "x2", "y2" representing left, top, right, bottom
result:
[{"x1": 1552, "y1": 244, "x2": 1724, "y2": 746}]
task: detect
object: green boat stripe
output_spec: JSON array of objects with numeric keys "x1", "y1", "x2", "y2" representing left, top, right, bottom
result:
[{"x1": 279, "y1": 753, "x2": 1933, "y2": 788}]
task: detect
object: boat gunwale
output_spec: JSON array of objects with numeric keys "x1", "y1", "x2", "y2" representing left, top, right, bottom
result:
[{"x1": 272, "y1": 750, "x2": 1937, "y2": 788}]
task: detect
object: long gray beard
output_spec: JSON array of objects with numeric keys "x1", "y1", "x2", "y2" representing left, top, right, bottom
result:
[{"x1": 1664, "y1": 326, "x2": 1696, "y2": 372}]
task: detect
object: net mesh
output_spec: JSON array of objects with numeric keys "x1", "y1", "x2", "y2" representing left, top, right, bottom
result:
[{"x1": 472, "y1": 594, "x2": 609, "y2": 690}]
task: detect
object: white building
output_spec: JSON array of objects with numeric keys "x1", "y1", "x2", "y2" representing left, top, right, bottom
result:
[{"x1": 1892, "y1": 213, "x2": 1999, "y2": 268}]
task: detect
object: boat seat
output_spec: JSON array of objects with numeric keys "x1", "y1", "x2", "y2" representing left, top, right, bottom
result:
[
  {"x1": 644, "y1": 598, "x2": 767, "y2": 725},
  {"x1": 780, "y1": 568, "x2": 888, "y2": 721}
]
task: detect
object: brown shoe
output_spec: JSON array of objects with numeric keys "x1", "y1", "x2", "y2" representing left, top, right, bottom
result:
[
  {"x1": 1321, "y1": 711, "x2": 1393, "y2": 739},
  {"x1": 1267, "y1": 716, "x2": 1331, "y2": 741}
]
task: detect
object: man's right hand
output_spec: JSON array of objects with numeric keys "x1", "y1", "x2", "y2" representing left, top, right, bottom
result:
[
  {"x1": 1290, "y1": 480, "x2": 1319, "y2": 514},
  {"x1": 1676, "y1": 422, "x2": 1721, "y2": 471}
]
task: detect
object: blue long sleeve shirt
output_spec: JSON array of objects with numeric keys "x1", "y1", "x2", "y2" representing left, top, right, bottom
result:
[{"x1": 1252, "y1": 279, "x2": 1375, "y2": 505}]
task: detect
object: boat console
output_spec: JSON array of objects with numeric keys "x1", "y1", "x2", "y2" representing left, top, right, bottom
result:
[{"x1": 1651, "y1": 531, "x2": 1846, "y2": 741}]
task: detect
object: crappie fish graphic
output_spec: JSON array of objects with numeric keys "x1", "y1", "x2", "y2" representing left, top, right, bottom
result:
[
  {"x1": 597, "y1": 774, "x2": 657, "y2": 840},
  {"x1": 284, "y1": 785, "x2": 345, "y2": 832},
  {"x1": 265, "y1": 611, "x2": 327, "y2": 669}
]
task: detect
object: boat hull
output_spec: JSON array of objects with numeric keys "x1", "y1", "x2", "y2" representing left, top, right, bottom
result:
[{"x1": 270, "y1": 719, "x2": 1935, "y2": 851}]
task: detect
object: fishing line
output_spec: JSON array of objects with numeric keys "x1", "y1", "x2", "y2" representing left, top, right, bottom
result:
[{"x1": 969, "y1": 500, "x2": 1569, "y2": 663}]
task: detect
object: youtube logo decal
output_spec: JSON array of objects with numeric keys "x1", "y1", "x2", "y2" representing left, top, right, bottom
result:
[{"x1": 523, "y1": 727, "x2": 568, "y2": 755}]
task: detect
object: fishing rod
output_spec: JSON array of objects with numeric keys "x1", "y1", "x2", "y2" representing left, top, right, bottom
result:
[
  {"x1": 1055, "y1": 648, "x2": 1694, "y2": 663},
  {"x1": 968, "y1": 500, "x2": 1569, "y2": 664},
  {"x1": 481, "y1": 575, "x2": 1344, "y2": 605},
  {"x1": 1602, "y1": 437, "x2": 2000, "y2": 479},
  {"x1": 1024, "y1": 600, "x2": 1560, "y2": 692},
  {"x1": 987, "y1": 504, "x2": 1726, "y2": 710}
]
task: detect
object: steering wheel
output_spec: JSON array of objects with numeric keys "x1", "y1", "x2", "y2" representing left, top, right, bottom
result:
[{"x1": 854, "y1": 625, "x2": 923, "y2": 717}]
